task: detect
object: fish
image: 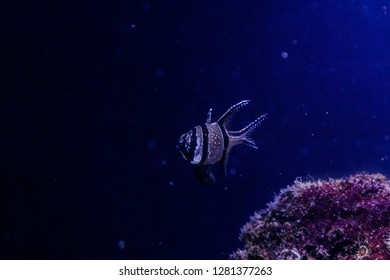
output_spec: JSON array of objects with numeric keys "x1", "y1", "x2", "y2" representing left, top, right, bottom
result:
[{"x1": 176, "y1": 100, "x2": 267, "y2": 184}]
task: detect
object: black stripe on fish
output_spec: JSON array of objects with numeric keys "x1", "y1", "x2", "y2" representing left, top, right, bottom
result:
[
  {"x1": 218, "y1": 123, "x2": 230, "y2": 176},
  {"x1": 200, "y1": 124, "x2": 209, "y2": 164}
]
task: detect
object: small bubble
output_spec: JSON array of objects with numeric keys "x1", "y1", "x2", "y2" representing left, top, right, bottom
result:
[
  {"x1": 162, "y1": 160, "x2": 167, "y2": 165},
  {"x1": 130, "y1": 23, "x2": 136, "y2": 29},
  {"x1": 281, "y1": 52, "x2": 289, "y2": 59},
  {"x1": 292, "y1": 39, "x2": 298, "y2": 45},
  {"x1": 169, "y1": 181, "x2": 174, "y2": 186}
]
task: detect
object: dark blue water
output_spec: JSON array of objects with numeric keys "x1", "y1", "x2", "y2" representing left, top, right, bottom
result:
[{"x1": 2, "y1": 0, "x2": 390, "y2": 259}]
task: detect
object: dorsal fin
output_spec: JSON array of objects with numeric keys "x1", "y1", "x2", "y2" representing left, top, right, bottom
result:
[
  {"x1": 217, "y1": 100, "x2": 251, "y2": 128},
  {"x1": 206, "y1": 108, "x2": 212, "y2": 123}
]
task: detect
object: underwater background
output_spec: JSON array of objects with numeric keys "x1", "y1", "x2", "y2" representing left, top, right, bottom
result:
[{"x1": 2, "y1": 0, "x2": 390, "y2": 259}]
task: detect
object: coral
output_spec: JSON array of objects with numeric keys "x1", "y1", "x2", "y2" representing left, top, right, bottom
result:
[{"x1": 231, "y1": 173, "x2": 390, "y2": 260}]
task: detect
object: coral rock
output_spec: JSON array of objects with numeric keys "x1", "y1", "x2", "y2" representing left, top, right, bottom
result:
[{"x1": 231, "y1": 173, "x2": 390, "y2": 260}]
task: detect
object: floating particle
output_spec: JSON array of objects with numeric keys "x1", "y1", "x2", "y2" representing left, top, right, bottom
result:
[
  {"x1": 147, "y1": 140, "x2": 157, "y2": 149},
  {"x1": 231, "y1": 69, "x2": 241, "y2": 79},
  {"x1": 117, "y1": 240, "x2": 126, "y2": 250},
  {"x1": 155, "y1": 69, "x2": 164, "y2": 78},
  {"x1": 229, "y1": 168, "x2": 237, "y2": 175},
  {"x1": 1, "y1": 233, "x2": 11, "y2": 241},
  {"x1": 299, "y1": 145, "x2": 310, "y2": 156},
  {"x1": 384, "y1": 5, "x2": 387, "y2": 15},
  {"x1": 169, "y1": 181, "x2": 174, "y2": 186},
  {"x1": 292, "y1": 39, "x2": 298, "y2": 45},
  {"x1": 281, "y1": 52, "x2": 289, "y2": 59},
  {"x1": 130, "y1": 23, "x2": 136, "y2": 29}
]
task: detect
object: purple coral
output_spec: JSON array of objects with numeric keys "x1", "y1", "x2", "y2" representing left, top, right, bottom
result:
[{"x1": 231, "y1": 173, "x2": 390, "y2": 260}]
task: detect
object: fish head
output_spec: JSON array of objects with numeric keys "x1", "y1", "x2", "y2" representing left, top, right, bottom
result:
[
  {"x1": 176, "y1": 129, "x2": 194, "y2": 162},
  {"x1": 177, "y1": 126, "x2": 204, "y2": 164}
]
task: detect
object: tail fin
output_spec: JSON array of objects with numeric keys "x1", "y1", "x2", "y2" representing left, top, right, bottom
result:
[{"x1": 230, "y1": 113, "x2": 267, "y2": 149}]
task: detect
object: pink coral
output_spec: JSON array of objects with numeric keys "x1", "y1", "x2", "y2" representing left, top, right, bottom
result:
[{"x1": 231, "y1": 173, "x2": 390, "y2": 260}]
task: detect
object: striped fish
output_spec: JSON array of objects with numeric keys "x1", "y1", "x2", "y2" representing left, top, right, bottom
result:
[{"x1": 177, "y1": 100, "x2": 267, "y2": 184}]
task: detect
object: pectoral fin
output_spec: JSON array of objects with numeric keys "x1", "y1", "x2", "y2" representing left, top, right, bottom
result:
[
  {"x1": 195, "y1": 164, "x2": 216, "y2": 185},
  {"x1": 220, "y1": 147, "x2": 231, "y2": 177}
]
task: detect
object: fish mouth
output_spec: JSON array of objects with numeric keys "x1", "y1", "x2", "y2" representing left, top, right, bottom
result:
[{"x1": 176, "y1": 143, "x2": 189, "y2": 160}]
